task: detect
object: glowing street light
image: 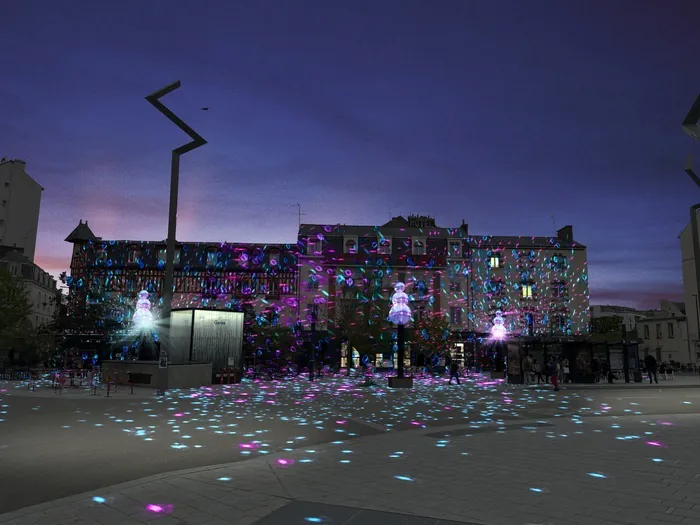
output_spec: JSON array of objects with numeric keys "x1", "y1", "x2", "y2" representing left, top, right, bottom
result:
[{"x1": 388, "y1": 282, "x2": 412, "y2": 388}]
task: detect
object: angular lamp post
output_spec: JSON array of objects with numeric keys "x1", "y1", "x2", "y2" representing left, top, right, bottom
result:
[{"x1": 388, "y1": 282, "x2": 413, "y2": 388}]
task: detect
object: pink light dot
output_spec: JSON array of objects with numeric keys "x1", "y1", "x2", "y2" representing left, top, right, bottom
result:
[
  {"x1": 174, "y1": 413, "x2": 184, "y2": 417},
  {"x1": 146, "y1": 504, "x2": 163, "y2": 513}
]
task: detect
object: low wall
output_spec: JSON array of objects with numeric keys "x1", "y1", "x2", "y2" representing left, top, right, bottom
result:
[{"x1": 101, "y1": 361, "x2": 212, "y2": 390}]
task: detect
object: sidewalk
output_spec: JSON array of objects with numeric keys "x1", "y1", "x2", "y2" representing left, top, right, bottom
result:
[
  {"x1": 0, "y1": 380, "x2": 157, "y2": 399},
  {"x1": 2, "y1": 411, "x2": 699, "y2": 525}
]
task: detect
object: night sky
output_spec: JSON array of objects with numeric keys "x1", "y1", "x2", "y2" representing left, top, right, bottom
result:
[{"x1": 2, "y1": 1, "x2": 699, "y2": 308}]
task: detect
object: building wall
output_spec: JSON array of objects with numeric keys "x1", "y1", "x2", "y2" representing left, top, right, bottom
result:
[
  {"x1": 590, "y1": 305, "x2": 657, "y2": 333},
  {"x1": 0, "y1": 159, "x2": 43, "y2": 261},
  {"x1": 469, "y1": 242, "x2": 590, "y2": 336},
  {"x1": 0, "y1": 256, "x2": 58, "y2": 327},
  {"x1": 67, "y1": 239, "x2": 299, "y2": 330},
  {"x1": 637, "y1": 316, "x2": 691, "y2": 364}
]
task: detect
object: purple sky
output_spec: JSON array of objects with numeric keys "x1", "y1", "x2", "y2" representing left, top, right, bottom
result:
[{"x1": 2, "y1": 0, "x2": 699, "y2": 308}]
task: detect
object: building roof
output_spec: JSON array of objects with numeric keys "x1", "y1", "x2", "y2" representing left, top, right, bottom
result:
[
  {"x1": 0, "y1": 247, "x2": 28, "y2": 264},
  {"x1": 299, "y1": 216, "x2": 585, "y2": 249},
  {"x1": 65, "y1": 220, "x2": 100, "y2": 243}
]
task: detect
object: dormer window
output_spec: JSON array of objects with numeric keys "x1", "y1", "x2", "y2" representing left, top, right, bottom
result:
[
  {"x1": 378, "y1": 238, "x2": 392, "y2": 255},
  {"x1": 448, "y1": 241, "x2": 461, "y2": 257},
  {"x1": 127, "y1": 248, "x2": 141, "y2": 265},
  {"x1": 412, "y1": 239, "x2": 426, "y2": 255},
  {"x1": 344, "y1": 239, "x2": 357, "y2": 254},
  {"x1": 308, "y1": 238, "x2": 322, "y2": 255},
  {"x1": 206, "y1": 249, "x2": 220, "y2": 267},
  {"x1": 157, "y1": 248, "x2": 180, "y2": 266},
  {"x1": 269, "y1": 251, "x2": 280, "y2": 267}
]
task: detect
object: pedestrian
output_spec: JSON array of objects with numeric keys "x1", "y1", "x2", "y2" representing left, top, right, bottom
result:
[
  {"x1": 448, "y1": 361, "x2": 460, "y2": 385},
  {"x1": 522, "y1": 355, "x2": 532, "y2": 385},
  {"x1": 549, "y1": 359, "x2": 560, "y2": 391},
  {"x1": 532, "y1": 359, "x2": 543, "y2": 384},
  {"x1": 562, "y1": 358, "x2": 570, "y2": 384},
  {"x1": 644, "y1": 354, "x2": 659, "y2": 384}
]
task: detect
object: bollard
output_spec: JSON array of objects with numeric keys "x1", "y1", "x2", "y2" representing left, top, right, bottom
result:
[{"x1": 130, "y1": 382, "x2": 134, "y2": 395}]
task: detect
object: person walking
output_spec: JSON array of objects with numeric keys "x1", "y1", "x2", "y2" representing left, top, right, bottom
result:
[
  {"x1": 532, "y1": 359, "x2": 543, "y2": 384},
  {"x1": 522, "y1": 355, "x2": 532, "y2": 385},
  {"x1": 644, "y1": 354, "x2": 659, "y2": 384},
  {"x1": 562, "y1": 358, "x2": 570, "y2": 384},
  {"x1": 448, "y1": 360, "x2": 460, "y2": 385},
  {"x1": 548, "y1": 358, "x2": 560, "y2": 391}
]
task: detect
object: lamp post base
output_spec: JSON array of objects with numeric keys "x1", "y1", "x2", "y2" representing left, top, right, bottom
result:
[{"x1": 388, "y1": 376, "x2": 413, "y2": 389}]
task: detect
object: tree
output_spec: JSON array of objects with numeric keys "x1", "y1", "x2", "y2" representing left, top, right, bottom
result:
[
  {"x1": 0, "y1": 268, "x2": 32, "y2": 355},
  {"x1": 413, "y1": 310, "x2": 452, "y2": 355},
  {"x1": 333, "y1": 275, "x2": 390, "y2": 357}
]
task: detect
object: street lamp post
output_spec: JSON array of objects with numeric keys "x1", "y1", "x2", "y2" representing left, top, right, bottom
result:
[
  {"x1": 388, "y1": 282, "x2": 413, "y2": 388},
  {"x1": 145, "y1": 81, "x2": 207, "y2": 358},
  {"x1": 682, "y1": 94, "x2": 700, "y2": 362}
]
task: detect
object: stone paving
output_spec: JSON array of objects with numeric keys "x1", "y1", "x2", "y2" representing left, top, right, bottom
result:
[{"x1": 2, "y1": 407, "x2": 700, "y2": 525}]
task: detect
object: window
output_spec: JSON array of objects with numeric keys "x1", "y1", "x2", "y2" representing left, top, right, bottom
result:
[
  {"x1": 551, "y1": 282, "x2": 567, "y2": 298},
  {"x1": 668, "y1": 323, "x2": 674, "y2": 338},
  {"x1": 307, "y1": 303, "x2": 319, "y2": 325},
  {"x1": 206, "y1": 250, "x2": 219, "y2": 267},
  {"x1": 449, "y1": 241, "x2": 461, "y2": 257},
  {"x1": 490, "y1": 255, "x2": 501, "y2": 268},
  {"x1": 449, "y1": 279, "x2": 461, "y2": 292},
  {"x1": 3, "y1": 182, "x2": 8, "y2": 187},
  {"x1": 96, "y1": 248, "x2": 107, "y2": 263},
  {"x1": 643, "y1": 325, "x2": 649, "y2": 339},
  {"x1": 307, "y1": 270, "x2": 319, "y2": 290},
  {"x1": 127, "y1": 248, "x2": 141, "y2": 264},
  {"x1": 344, "y1": 239, "x2": 357, "y2": 254},
  {"x1": 269, "y1": 251, "x2": 280, "y2": 266},
  {"x1": 552, "y1": 255, "x2": 567, "y2": 270},
  {"x1": 412, "y1": 239, "x2": 426, "y2": 255},
  {"x1": 157, "y1": 248, "x2": 180, "y2": 265},
  {"x1": 521, "y1": 283, "x2": 534, "y2": 299},
  {"x1": 656, "y1": 324, "x2": 662, "y2": 339},
  {"x1": 308, "y1": 238, "x2": 322, "y2": 255},
  {"x1": 377, "y1": 238, "x2": 391, "y2": 254},
  {"x1": 553, "y1": 315, "x2": 567, "y2": 331},
  {"x1": 450, "y1": 306, "x2": 462, "y2": 325}
]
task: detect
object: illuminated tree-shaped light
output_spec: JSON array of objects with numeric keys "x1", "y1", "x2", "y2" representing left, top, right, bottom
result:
[
  {"x1": 491, "y1": 310, "x2": 507, "y2": 340},
  {"x1": 132, "y1": 290, "x2": 154, "y2": 329},
  {"x1": 388, "y1": 282, "x2": 411, "y2": 325}
]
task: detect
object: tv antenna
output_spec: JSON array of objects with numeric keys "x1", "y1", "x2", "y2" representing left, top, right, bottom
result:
[
  {"x1": 287, "y1": 202, "x2": 306, "y2": 229},
  {"x1": 551, "y1": 215, "x2": 557, "y2": 231}
]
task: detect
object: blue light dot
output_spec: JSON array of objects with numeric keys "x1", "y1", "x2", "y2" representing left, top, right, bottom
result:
[
  {"x1": 92, "y1": 496, "x2": 106, "y2": 504},
  {"x1": 588, "y1": 472, "x2": 606, "y2": 479},
  {"x1": 395, "y1": 475, "x2": 413, "y2": 481},
  {"x1": 529, "y1": 488, "x2": 543, "y2": 493}
]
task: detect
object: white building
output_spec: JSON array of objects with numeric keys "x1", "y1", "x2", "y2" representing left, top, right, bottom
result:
[
  {"x1": 0, "y1": 158, "x2": 43, "y2": 262},
  {"x1": 590, "y1": 305, "x2": 657, "y2": 334},
  {"x1": 678, "y1": 213, "x2": 700, "y2": 360},
  {"x1": 637, "y1": 300, "x2": 692, "y2": 364},
  {"x1": 0, "y1": 247, "x2": 58, "y2": 327}
]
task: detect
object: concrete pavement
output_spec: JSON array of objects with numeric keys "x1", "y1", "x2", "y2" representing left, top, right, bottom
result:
[
  {"x1": 3, "y1": 376, "x2": 700, "y2": 524},
  {"x1": 1, "y1": 412, "x2": 699, "y2": 524}
]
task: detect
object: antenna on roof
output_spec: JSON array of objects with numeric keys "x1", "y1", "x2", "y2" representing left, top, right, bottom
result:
[
  {"x1": 551, "y1": 215, "x2": 557, "y2": 231},
  {"x1": 287, "y1": 203, "x2": 305, "y2": 229}
]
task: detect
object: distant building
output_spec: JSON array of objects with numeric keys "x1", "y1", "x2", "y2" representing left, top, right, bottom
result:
[
  {"x1": 298, "y1": 215, "x2": 590, "y2": 340},
  {"x1": 636, "y1": 300, "x2": 692, "y2": 363},
  {"x1": 64, "y1": 220, "x2": 299, "y2": 338},
  {"x1": 0, "y1": 246, "x2": 58, "y2": 328},
  {"x1": 590, "y1": 304, "x2": 658, "y2": 334},
  {"x1": 0, "y1": 158, "x2": 43, "y2": 262},
  {"x1": 678, "y1": 214, "x2": 700, "y2": 360}
]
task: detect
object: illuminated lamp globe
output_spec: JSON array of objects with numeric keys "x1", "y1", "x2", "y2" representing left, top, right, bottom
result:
[
  {"x1": 132, "y1": 289, "x2": 154, "y2": 329},
  {"x1": 491, "y1": 310, "x2": 507, "y2": 340},
  {"x1": 388, "y1": 282, "x2": 412, "y2": 325}
]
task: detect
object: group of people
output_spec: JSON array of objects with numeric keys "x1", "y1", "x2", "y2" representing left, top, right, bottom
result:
[{"x1": 522, "y1": 355, "x2": 569, "y2": 391}]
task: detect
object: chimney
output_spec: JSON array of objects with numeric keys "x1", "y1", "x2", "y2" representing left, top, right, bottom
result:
[
  {"x1": 557, "y1": 225, "x2": 573, "y2": 243},
  {"x1": 460, "y1": 220, "x2": 468, "y2": 235}
]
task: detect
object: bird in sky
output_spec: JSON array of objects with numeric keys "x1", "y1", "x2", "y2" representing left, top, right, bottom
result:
[{"x1": 201, "y1": 107, "x2": 209, "y2": 111}]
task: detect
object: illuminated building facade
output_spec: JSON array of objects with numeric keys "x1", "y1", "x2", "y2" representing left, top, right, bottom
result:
[
  {"x1": 65, "y1": 221, "x2": 299, "y2": 331},
  {"x1": 298, "y1": 216, "x2": 590, "y2": 345}
]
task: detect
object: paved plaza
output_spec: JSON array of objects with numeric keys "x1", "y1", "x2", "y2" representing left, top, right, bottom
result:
[{"x1": 1, "y1": 376, "x2": 700, "y2": 524}]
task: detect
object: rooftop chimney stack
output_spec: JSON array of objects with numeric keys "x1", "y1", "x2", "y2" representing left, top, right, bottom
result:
[{"x1": 557, "y1": 225, "x2": 574, "y2": 243}]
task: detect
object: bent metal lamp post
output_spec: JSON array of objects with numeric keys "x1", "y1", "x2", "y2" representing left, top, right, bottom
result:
[
  {"x1": 146, "y1": 81, "x2": 207, "y2": 355},
  {"x1": 683, "y1": 94, "x2": 700, "y2": 360},
  {"x1": 388, "y1": 282, "x2": 413, "y2": 388}
]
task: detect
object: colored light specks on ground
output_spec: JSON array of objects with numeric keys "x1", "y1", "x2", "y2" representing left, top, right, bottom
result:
[
  {"x1": 395, "y1": 475, "x2": 414, "y2": 481},
  {"x1": 588, "y1": 472, "x2": 606, "y2": 479},
  {"x1": 146, "y1": 503, "x2": 172, "y2": 513},
  {"x1": 217, "y1": 476, "x2": 232, "y2": 481},
  {"x1": 529, "y1": 488, "x2": 543, "y2": 493},
  {"x1": 92, "y1": 496, "x2": 106, "y2": 504}
]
